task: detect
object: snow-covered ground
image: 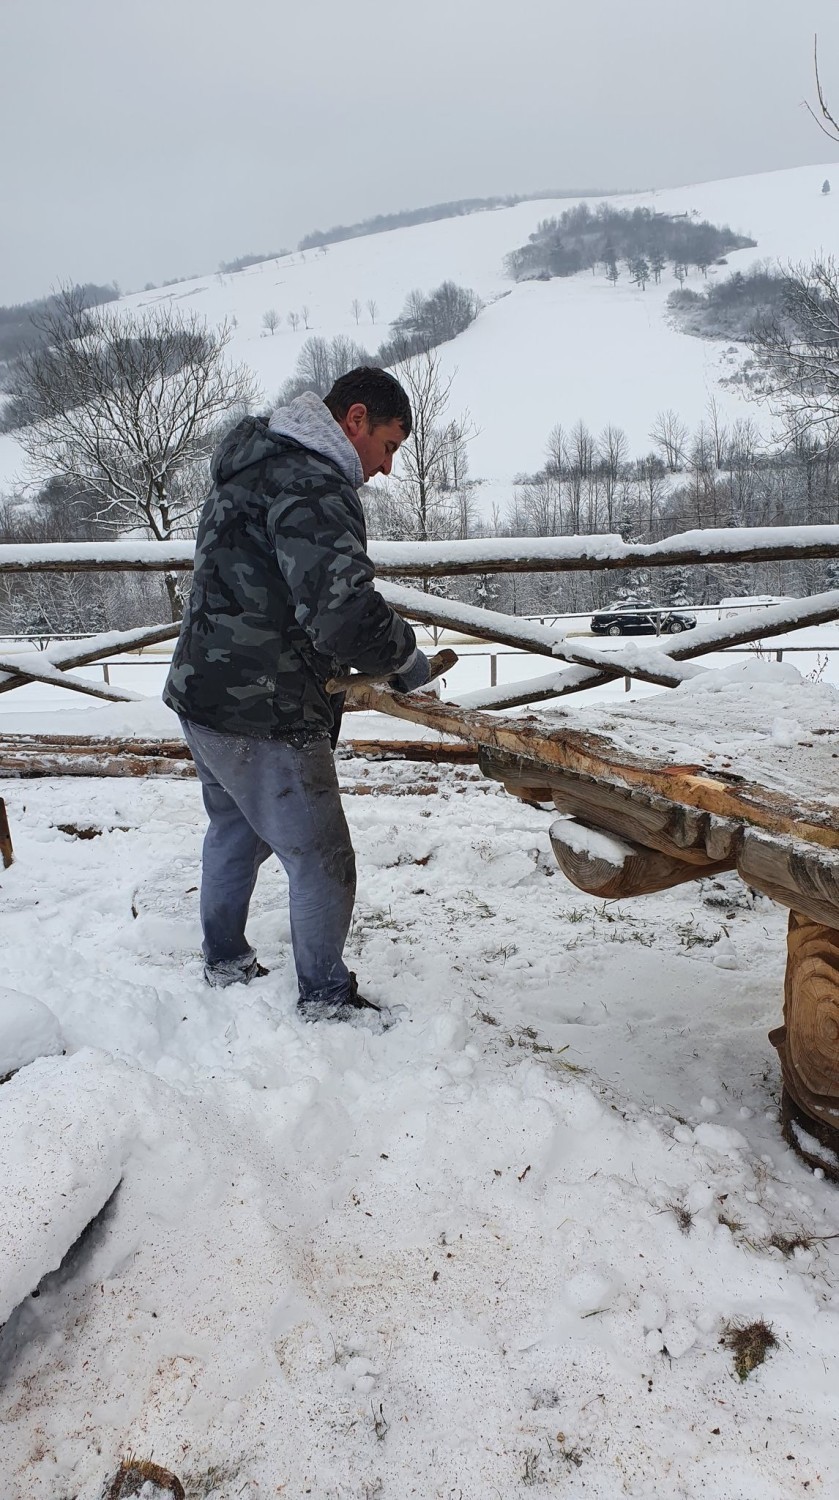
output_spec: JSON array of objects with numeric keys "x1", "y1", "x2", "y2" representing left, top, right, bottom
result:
[
  {"x1": 2, "y1": 743, "x2": 839, "y2": 1499},
  {"x1": 3, "y1": 648, "x2": 839, "y2": 1496},
  {"x1": 1, "y1": 163, "x2": 837, "y2": 506}
]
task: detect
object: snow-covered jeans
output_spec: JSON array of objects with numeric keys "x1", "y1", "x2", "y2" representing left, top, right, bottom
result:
[{"x1": 180, "y1": 719, "x2": 356, "y2": 1003}]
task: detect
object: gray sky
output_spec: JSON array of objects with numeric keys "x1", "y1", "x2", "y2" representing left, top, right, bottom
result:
[{"x1": 2, "y1": 0, "x2": 839, "y2": 304}]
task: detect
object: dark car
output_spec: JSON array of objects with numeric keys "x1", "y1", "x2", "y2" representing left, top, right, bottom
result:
[{"x1": 590, "y1": 603, "x2": 697, "y2": 636}]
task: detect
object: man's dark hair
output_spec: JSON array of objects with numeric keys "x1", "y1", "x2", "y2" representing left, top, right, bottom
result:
[{"x1": 324, "y1": 366, "x2": 412, "y2": 437}]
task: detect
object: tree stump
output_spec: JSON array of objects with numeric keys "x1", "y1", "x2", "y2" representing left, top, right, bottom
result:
[
  {"x1": 105, "y1": 1458, "x2": 185, "y2": 1499},
  {"x1": 769, "y1": 910, "x2": 839, "y2": 1179}
]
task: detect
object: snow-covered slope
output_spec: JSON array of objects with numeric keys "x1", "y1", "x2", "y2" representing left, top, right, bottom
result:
[{"x1": 2, "y1": 163, "x2": 838, "y2": 502}]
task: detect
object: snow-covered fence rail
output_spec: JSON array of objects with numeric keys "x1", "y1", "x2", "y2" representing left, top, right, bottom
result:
[
  {"x1": 4, "y1": 531, "x2": 839, "y2": 707},
  {"x1": 3, "y1": 525, "x2": 839, "y2": 577},
  {"x1": 383, "y1": 585, "x2": 839, "y2": 711}
]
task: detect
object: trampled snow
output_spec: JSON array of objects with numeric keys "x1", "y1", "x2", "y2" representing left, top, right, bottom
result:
[
  {"x1": 2, "y1": 666, "x2": 839, "y2": 1496},
  {"x1": 5, "y1": 162, "x2": 839, "y2": 1496}
]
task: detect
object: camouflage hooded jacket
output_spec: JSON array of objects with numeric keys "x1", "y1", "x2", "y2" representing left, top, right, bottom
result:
[{"x1": 163, "y1": 393, "x2": 417, "y2": 740}]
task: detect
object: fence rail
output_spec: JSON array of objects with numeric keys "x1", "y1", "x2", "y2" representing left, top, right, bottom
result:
[
  {"x1": 3, "y1": 532, "x2": 839, "y2": 710},
  {"x1": 3, "y1": 525, "x2": 839, "y2": 577}
]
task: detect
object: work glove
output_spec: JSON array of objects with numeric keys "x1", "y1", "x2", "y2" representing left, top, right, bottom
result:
[{"x1": 390, "y1": 648, "x2": 431, "y2": 694}]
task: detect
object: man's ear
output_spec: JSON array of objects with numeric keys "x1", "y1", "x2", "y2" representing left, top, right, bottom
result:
[{"x1": 342, "y1": 402, "x2": 368, "y2": 436}]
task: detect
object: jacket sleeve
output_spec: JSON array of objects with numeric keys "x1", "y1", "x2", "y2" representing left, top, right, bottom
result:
[{"x1": 265, "y1": 473, "x2": 418, "y2": 677}]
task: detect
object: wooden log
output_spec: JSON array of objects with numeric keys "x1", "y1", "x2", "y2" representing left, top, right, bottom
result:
[
  {"x1": 0, "y1": 621, "x2": 181, "y2": 696},
  {"x1": 379, "y1": 583, "x2": 699, "y2": 690},
  {"x1": 5, "y1": 526, "x2": 839, "y2": 576},
  {"x1": 0, "y1": 734, "x2": 479, "y2": 778},
  {"x1": 768, "y1": 911, "x2": 839, "y2": 1168},
  {"x1": 0, "y1": 798, "x2": 13, "y2": 869},
  {"x1": 417, "y1": 588, "x2": 839, "y2": 712},
  {"x1": 549, "y1": 817, "x2": 734, "y2": 898},
  {"x1": 350, "y1": 689, "x2": 838, "y2": 850},
  {"x1": 737, "y1": 831, "x2": 839, "y2": 932},
  {"x1": 0, "y1": 649, "x2": 138, "y2": 703},
  {"x1": 480, "y1": 750, "x2": 740, "y2": 864}
]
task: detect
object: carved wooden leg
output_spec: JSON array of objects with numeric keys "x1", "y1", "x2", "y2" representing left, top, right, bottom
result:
[{"x1": 769, "y1": 910, "x2": 839, "y2": 1179}]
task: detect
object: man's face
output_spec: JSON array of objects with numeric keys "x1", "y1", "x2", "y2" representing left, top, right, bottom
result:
[{"x1": 339, "y1": 403, "x2": 406, "y2": 481}]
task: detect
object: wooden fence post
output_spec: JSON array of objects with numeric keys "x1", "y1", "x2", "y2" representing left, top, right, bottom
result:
[{"x1": 0, "y1": 798, "x2": 13, "y2": 869}]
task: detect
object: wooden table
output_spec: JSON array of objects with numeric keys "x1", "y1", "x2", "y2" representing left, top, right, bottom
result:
[{"x1": 342, "y1": 666, "x2": 839, "y2": 1176}]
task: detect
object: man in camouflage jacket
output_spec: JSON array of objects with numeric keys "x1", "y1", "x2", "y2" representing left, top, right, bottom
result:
[{"x1": 164, "y1": 367, "x2": 429, "y2": 1022}]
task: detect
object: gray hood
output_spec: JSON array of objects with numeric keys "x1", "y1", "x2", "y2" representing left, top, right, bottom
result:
[{"x1": 268, "y1": 391, "x2": 363, "y2": 490}]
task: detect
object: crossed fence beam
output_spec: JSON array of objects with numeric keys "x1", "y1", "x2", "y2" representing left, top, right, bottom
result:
[{"x1": 2, "y1": 531, "x2": 839, "y2": 705}]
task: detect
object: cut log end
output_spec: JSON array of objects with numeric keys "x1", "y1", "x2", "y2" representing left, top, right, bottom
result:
[
  {"x1": 769, "y1": 911, "x2": 839, "y2": 1156},
  {"x1": 549, "y1": 817, "x2": 733, "y2": 899}
]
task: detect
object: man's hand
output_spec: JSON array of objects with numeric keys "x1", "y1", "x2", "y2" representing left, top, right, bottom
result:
[{"x1": 389, "y1": 648, "x2": 430, "y2": 694}]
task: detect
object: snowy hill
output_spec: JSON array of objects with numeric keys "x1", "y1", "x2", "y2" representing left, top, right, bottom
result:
[{"x1": 2, "y1": 162, "x2": 838, "y2": 507}]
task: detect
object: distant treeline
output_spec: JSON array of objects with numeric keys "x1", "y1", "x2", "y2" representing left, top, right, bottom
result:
[
  {"x1": 218, "y1": 250, "x2": 289, "y2": 275},
  {"x1": 296, "y1": 189, "x2": 626, "y2": 252},
  {"x1": 0, "y1": 283, "x2": 119, "y2": 381},
  {"x1": 505, "y1": 204, "x2": 756, "y2": 282},
  {"x1": 669, "y1": 264, "x2": 788, "y2": 340}
]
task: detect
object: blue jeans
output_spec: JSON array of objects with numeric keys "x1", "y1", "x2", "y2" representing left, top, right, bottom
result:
[{"x1": 181, "y1": 719, "x2": 356, "y2": 1002}]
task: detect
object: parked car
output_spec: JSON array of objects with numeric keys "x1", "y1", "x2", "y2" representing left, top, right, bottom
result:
[{"x1": 590, "y1": 603, "x2": 697, "y2": 636}]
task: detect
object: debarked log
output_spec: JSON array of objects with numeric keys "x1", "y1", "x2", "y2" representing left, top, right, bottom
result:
[
  {"x1": 0, "y1": 734, "x2": 480, "y2": 778},
  {"x1": 549, "y1": 817, "x2": 734, "y2": 899},
  {"x1": 769, "y1": 910, "x2": 839, "y2": 1174},
  {"x1": 479, "y1": 749, "x2": 740, "y2": 864},
  {"x1": 737, "y1": 830, "x2": 839, "y2": 932}
]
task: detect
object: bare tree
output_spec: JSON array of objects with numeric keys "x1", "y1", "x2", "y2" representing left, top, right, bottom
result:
[
  {"x1": 9, "y1": 288, "x2": 256, "y2": 618},
  {"x1": 262, "y1": 308, "x2": 280, "y2": 335},
  {"x1": 649, "y1": 409, "x2": 688, "y2": 471},
  {"x1": 749, "y1": 257, "x2": 839, "y2": 441},
  {"x1": 804, "y1": 34, "x2": 839, "y2": 142},
  {"x1": 370, "y1": 349, "x2": 475, "y2": 549},
  {"x1": 367, "y1": 298, "x2": 378, "y2": 324},
  {"x1": 301, "y1": 305, "x2": 311, "y2": 330},
  {"x1": 280, "y1": 334, "x2": 372, "y2": 400},
  {"x1": 351, "y1": 298, "x2": 362, "y2": 325},
  {"x1": 705, "y1": 396, "x2": 729, "y2": 470},
  {"x1": 544, "y1": 422, "x2": 566, "y2": 477},
  {"x1": 597, "y1": 424, "x2": 629, "y2": 529},
  {"x1": 287, "y1": 311, "x2": 300, "y2": 332}
]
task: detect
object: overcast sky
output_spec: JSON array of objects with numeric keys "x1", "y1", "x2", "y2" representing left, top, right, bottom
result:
[{"x1": 2, "y1": 0, "x2": 839, "y2": 304}]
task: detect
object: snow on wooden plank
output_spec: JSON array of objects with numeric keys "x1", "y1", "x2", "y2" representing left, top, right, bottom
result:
[
  {"x1": 3, "y1": 525, "x2": 839, "y2": 575},
  {"x1": 0, "y1": 623, "x2": 181, "y2": 697},
  {"x1": 0, "y1": 649, "x2": 139, "y2": 703},
  {"x1": 455, "y1": 589, "x2": 839, "y2": 709},
  {"x1": 378, "y1": 582, "x2": 704, "y2": 689}
]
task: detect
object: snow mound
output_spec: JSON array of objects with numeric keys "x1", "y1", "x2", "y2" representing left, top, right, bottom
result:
[
  {"x1": 0, "y1": 1051, "x2": 133, "y2": 1325},
  {"x1": 0, "y1": 985, "x2": 64, "y2": 1076},
  {"x1": 678, "y1": 657, "x2": 806, "y2": 693}
]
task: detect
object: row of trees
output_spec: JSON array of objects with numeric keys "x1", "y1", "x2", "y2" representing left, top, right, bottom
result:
[
  {"x1": 6, "y1": 248, "x2": 839, "y2": 635},
  {"x1": 275, "y1": 281, "x2": 480, "y2": 404},
  {"x1": 505, "y1": 204, "x2": 755, "y2": 285}
]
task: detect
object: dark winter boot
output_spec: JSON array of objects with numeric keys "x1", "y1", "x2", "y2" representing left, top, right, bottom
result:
[{"x1": 297, "y1": 972, "x2": 391, "y2": 1030}]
